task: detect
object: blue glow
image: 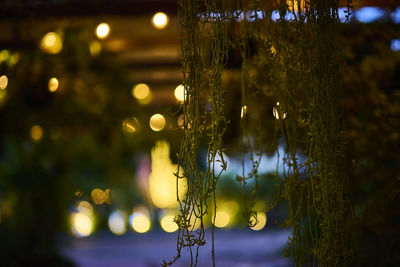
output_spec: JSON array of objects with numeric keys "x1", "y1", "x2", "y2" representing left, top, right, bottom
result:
[
  {"x1": 270, "y1": 10, "x2": 297, "y2": 22},
  {"x1": 391, "y1": 7, "x2": 400, "y2": 24},
  {"x1": 210, "y1": 146, "x2": 286, "y2": 178},
  {"x1": 355, "y1": 7, "x2": 386, "y2": 23},
  {"x1": 338, "y1": 7, "x2": 353, "y2": 23},
  {"x1": 246, "y1": 10, "x2": 264, "y2": 22},
  {"x1": 271, "y1": 10, "x2": 280, "y2": 22},
  {"x1": 391, "y1": 39, "x2": 400, "y2": 52},
  {"x1": 198, "y1": 11, "x2": 223, "y2": 21},
  {"x1": 233, "y1": 10, "x2": 244, "y2": 22},
  {"x1": 284, "y1": 12, "x2": 296, "y2": 21},
  {"x1": 209, "y1": 11, "x2": 222, "y2": 19}
]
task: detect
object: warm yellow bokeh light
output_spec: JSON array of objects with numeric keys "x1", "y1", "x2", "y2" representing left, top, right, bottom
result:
[
  {"x1": 189, "y1": 215, "x2": 201, "y2": 231},
  {"x1": 96, "y1": 23, "x2": 110, "y2": 39},
  {"x1": 89, "y1": 41, "x2": 102, "y2": 55},
  {"x1": 160, "y1": 214, "x2": 178, "y2": 233},
  {"x1": 108, "y1": 211, "x2": 126, "y2": 235},
  {"x1": 250, "y1": 212, "x2": 267, "y2": 231},
  {"x1": 40, "y1": 32, "x2": 63, "y2": 54},
  {"x1": 152, "y1": 12, "x2": 169, "y2": 29},
  {"x1": 174, "y1": 84, "x2": 185, "y2": 102},
  {"x1": 241, "y1": 105, "x2": 247, "y2": 119},
  {"x1": 0, "y1": 50, "x2": 10, "y2": 63},
  {"x1": 91, "y1": 188, "x2": 111, "y2": 205},
  {"x1": 0, "y1": 75, "x2": 8, "y2": 90},
  {"x1": 214, "y1": 211, "x2": 230, "y2": 228},
  {"x1": 132, "y1": 83, "x2": 152, "y2": 104},
  {"x1": 77, "y1": 201, "x2": 93, "y2": 215},
  {"x1": 48, "y1": 77, "x2": 59, "y2": 92},
  {"x1": 149, "y1": 141, "x2": 187, "y2": 209},
  {"x1": 71, "y1": 212, "x2": 93, "y2": 237},
  {"x1": 9, "y1": 53, "x2": 20, "y2": 66},
  {"x1": 273, "y1": 102, "x2": 287, "y2": 120},
  {"x1": 30, "y1": 125, "x2": 43, "y2": 141},
  {"x1": 149, "y1": 114, "x2": 166, "y2": 131},
  {"x1": 122, "y1": 117, "x2": 140, "y2": 133},
  {"x1": 132, "y1": 83, "x2": 150, "y2": 100},
  {"x1": 130, "y1": 212, "x2": 151, "y2": 233}
]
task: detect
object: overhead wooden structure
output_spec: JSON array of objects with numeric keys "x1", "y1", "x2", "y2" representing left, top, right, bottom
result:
[{"x1": 0, "y1": 0, "x2": 398, "y2": 19}]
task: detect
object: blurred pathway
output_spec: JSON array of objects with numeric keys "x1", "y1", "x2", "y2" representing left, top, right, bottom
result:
[{"x1": 61, "y1": 229, "x2": 293, "y2": 267}]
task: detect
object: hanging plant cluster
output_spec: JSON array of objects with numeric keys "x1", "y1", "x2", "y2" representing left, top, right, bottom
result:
[{"x1": 164, "y1": 0, "x2": 353, "y2": 266}]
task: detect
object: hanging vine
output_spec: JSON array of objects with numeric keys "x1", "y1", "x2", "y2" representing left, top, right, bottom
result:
[
  {"x1": 163, "y1": 0, "x2": 229, "y2": 266},
  {"x1": 166, "y1": 0, "x2": 354, "y2": 266}
]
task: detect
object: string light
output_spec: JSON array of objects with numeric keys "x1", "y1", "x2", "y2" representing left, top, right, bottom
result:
[
  {"x1": 30, "y1": 125, "x2": 43, "y2": 142},
  {"x1": 89, "y1": 41, "x2": 102, "y2": 55},
  {"x1": 132, "y1": 83, "x2": 150, "y2": 100},
  {"x1": 152, "y1": 12, "x2": 169, "y2": 29},
  {"x1": 174, "y1": 84, "x2": 185, "y2": 102},
  {"x1": 40, "y1": 32, "x2": 63, "y2": 54},
  {"x1": 250, "y1": 212, "x2": 267, "y2": 231},
  {"x1": 0, "y1": 75, "x2": 8, "y2": 90},
  {"x1": 132, "y1": 83, "x2": 152, "y2": 104},
  {"x1": 48, "y1": 77, "x2": 59, "y2": 92},
  {"x1": 214, "y1": 211, "x2": 230, "y2": 228},
  {"x1": 96, "y1": 23, "x2": 110, "y2": 39},
  {"x1": 130, "y1": 212, "x2": 151, "y2": 233},
  {"x1": 108, "y1": 211, "x2": 126, "y2": 235},
  {"x1": 160, "y1": 214, "x2": 178, "y2": 233},
  {"x1": 149, "y1": 114, "x2": 166, "y2": 131}
]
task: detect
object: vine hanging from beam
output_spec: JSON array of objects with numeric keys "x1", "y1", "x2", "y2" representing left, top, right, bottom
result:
[{"x1": 165, "y1": 0, "x2": 354, "y2": 266}]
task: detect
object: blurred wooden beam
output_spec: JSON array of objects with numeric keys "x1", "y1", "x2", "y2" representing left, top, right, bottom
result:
[
  {"x1": 0, "y1": 0, "x2": 178, "y2": 20},
  {"x1": 0, "y1": 0, "x2": 398, "y2": 20},
  {"x1": 340, "y1": 0, "x2": 400, "y2": 8}
]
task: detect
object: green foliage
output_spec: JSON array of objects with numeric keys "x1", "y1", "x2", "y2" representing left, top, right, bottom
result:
[{"x1": 168, "y1": 0, "x2": 355, "y2": 266}]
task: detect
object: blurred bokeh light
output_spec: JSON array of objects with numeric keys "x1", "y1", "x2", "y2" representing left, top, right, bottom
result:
[
  {"x1": 214, "y1": 211, "x2": 231, "y2": 228},
  {"x1": 122, "y1": 117, "x2": 141, "y2": 133},
  {"x1": 132, "y1": 83, "x2": 150, "y2": 100},
  {"x1": 48, "y1": 77, "x2": 59, "y2": 92},
  {"x1": 91, "y1": 188, "x2": 110, "y2": 205},
  {"x1": 130, "y1": 212, "x2": 151, "y2": 233},
  {"x1": 0, "y1": 75, "x2": 8, "y2": 90},
  {"x1": 152, "y1": 12, "x2": 169, "y2": 29},
  {"x1": 250, "y1": 212, "x2": 267, "y2": 231},
  {"x1": 160, "y1": 212, "x2": 178, "y2": 233},
  {"x1": 40, "y1": 32, "x2": 63, "y2": 54},
  {"x1": 174, "y1": 84, "x2": 185, "y2": 102},
  {"x1": 96, "y1": 23, "x2": 110, "y2": 39},
  {"x1": 89, "y1": 40, "x2": 102, "y2": 55},
  {"x1": 72, "y1": 201, "x2": 95, "y2": 237},
  {"x1": 30, "y1": 125, "x2": 43, "y2": 142},
  {"x1": 71, "y1": 213, "x2": 93, "y2": 237},
  {"x1": 108, "y1": 211, "x2": 127, "y2": 235},
  {"x1": 149, "y1": 140, "x2": 186, "y2": 208},
  {"x1": 149, "y1": 114, "x2": 166, "y2": 131}
]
